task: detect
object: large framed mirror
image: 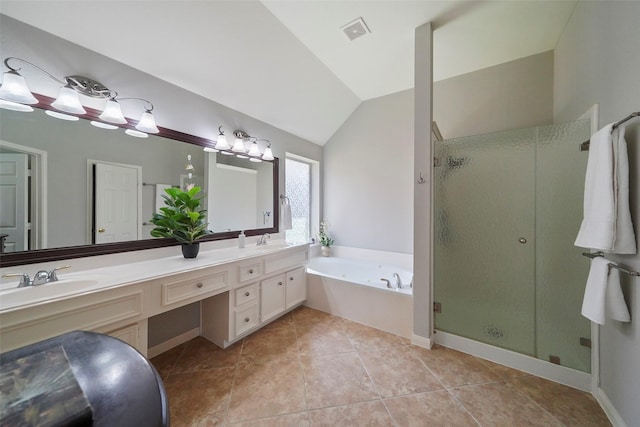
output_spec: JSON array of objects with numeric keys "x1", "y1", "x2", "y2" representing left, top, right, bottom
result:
[{"x1": 0, "y1": 94, "x2": 279, "y2": 267}]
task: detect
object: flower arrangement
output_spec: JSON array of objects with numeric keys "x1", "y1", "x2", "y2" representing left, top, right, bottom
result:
[{"x1": 318, "y1": 220, "x2": 334, "y2": 247}]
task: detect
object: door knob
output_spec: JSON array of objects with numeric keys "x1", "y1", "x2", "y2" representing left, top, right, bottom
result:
[
  {"x1": 98, "y1": 228, "x2": 106, "y2": 233},
  {"x1": 519, "y1": 237, "x2": 527, "y2": 244}
]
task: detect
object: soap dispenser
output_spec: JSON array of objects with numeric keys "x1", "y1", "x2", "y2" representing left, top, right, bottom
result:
[{"x1": 238, "y1": 231, "x2": 246, "y2": 248}]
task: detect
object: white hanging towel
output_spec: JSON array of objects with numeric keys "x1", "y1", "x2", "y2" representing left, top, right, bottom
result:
[
  {"x1": 581, "y1": 257, "x2": 630, "y2": 325},
  {"x1": 281, "y1": 198, "x2": 293, "y2": 230},
  {"x1": 612, "y1": 124, "x2": 636, "y2": 253},
  {"x1": 574, "y1": 124, "x2": 636, "y2": 254},
  {"x1": 155, "y1": 184, "x2": 172, "y2": 213}
]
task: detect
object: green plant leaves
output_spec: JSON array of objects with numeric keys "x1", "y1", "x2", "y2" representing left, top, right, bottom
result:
[{"x1": 148, "y1": 186, "x2": 211, "y2": 244}]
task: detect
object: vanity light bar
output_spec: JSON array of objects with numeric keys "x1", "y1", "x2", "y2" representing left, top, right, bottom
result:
[
  {"x1": 205, "y1": 129, "x2": 274, "y2": 161},
  {"x1": 0, "y1": 57, "x2": 160, "y2": 139}
]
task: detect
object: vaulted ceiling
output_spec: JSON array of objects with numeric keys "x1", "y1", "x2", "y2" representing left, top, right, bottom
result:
[{"x1": 1, "y1": 1, "x2": 577, "y2": 145}]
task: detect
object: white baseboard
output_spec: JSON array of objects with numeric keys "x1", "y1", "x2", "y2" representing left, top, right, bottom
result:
[
  {"x1": 411, "y1": 333, "x2": 433, "y2": 349},
  {"x1": 435, "y1": 330, "x2": 591, "y2": 392},
  {"x1": 147, "y1": 327, "x2": 200, "y2": 359},
  {"x1": 593, "y1": 387, "x2": 628, "y2": 427}
]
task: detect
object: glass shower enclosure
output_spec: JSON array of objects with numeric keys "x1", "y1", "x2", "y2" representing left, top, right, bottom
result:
[{"x1": 434, "y1": 120, "x2": 592, "y2": 372}]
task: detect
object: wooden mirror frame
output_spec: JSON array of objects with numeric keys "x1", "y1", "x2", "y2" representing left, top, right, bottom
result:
[{"x1": 0, "y1": 94, "x2": 279, "y2": 267}]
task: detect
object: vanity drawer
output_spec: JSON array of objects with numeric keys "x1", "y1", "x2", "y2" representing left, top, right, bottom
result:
[
  {"x1": 234, "y1": 303, "x2": 259, "y2": 337},
  {"x1": 161, "y1": 271, "x2": 229, "y2": 306},
  {"x1": 264, "y1": 249, "x2": 308, "y2": 274},
  {"x1": 238, "y1": 262, "x2": 262, "y2": 283},
  {"x1": 235, "y1": 283, "x2": 258, "y2": 307}
]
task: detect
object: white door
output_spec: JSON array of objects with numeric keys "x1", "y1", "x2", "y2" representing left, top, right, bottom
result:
[
  {"x1": 94, "y1": 163, "x2": 139, "y2": 244},
  {"x1": 0, "y1": 153, "x2": 28, "y2": 252}
]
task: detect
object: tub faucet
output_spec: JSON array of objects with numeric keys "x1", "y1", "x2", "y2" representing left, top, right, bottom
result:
[
  {"x1": 393, "y1": 273, "x2": 403, "y2": 289},
  {"x1": 257, "y1": 233, "x2": 270, "y2": 246},
  {"x1": 380, "y1": 278, "x2": 392, "y2": 289}
]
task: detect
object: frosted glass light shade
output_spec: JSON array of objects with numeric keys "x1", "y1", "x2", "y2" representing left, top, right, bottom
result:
[
  {"x1": 215, "y1": 134, "x2": 230, "y2": 150},
  {"x1": 248, "y1": 141, "x2": 260, "y2": 157},
  {"x1": 51, "y1": 86, "x2": 86, "y2": 114},
  {"x1": 99, "y1": 99, "x2": 127, "y2": 124},
  {"x1": 0, "y1": 99, "x2": 34, "y2": 112},
  {"x1": 0, "y1": 71, "x2": 38, "y2": 104},
  {"x1": 262, "y1": 146, "x2": 274, "y2": 161},
  {"x1": 135, "y1": 110, "x2": 159, "y2": 133},
  {"x1": 249, "y1": 157, "x2": 262, "y2": 163},
  {"x1": 232, "y1": 138, "x2": 246, "y2": 153},
  {"x1": 203, "y1": 146, "x2": 218, "y2": 153}
]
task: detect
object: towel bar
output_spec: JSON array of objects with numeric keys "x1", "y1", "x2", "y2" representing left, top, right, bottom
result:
[
  {"x1": 582, "y1": 252, "x2": 640, "y2": 277},
  {"x1": 143, "y1": 182, "x2": 179, "y2": 187},
  {"x1": 580, "y1": 111, "x2": 640, "y2": 150}
]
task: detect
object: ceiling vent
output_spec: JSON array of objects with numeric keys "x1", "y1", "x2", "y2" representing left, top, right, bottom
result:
[{"x1": 340, "y1": 17, "x2": 370, "y2": 41}]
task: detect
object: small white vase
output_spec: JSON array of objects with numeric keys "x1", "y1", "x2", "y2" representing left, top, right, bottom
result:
[{"x1": 321, "y1": 245, "x2": 331, "y2": 257}]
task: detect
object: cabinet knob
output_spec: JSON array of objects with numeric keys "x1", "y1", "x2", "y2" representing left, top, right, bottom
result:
[
  {"x1": 245, "y1": 317, "x2": 250, "y2": 323},
  {"x1": 245, "y1": 291, "x2": 250, "y2": 296},
  {"x1": 278, "y1": 281, "x2": 283, "y2": 286},
  {"x1": 197, "y1": 282, "x2": 203, "y2": 288},
  {"x1": 248, "y1": 269, "x2": 254, "y2": 274},
  {"x1": 289, "y1": 277, "x2": 294, "y2": 281}
]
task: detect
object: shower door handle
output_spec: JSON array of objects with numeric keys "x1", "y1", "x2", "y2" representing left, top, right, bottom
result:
[{"x1": 518, "y1": 237, "x2": 527, "y2": 244}]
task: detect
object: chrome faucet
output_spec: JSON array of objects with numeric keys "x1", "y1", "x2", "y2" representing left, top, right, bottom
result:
[
  {"x1": 393, "y1": 273, "x2": 403, "y2": 289},
  {"x1": 256, "y1": 233, "x2": 270, "y2": 246},
  {"x1": 2, "y1": 266, "x2": 70, "y2": 288}
]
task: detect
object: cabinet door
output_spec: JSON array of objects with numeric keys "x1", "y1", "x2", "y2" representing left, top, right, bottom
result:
[
  {"x1": 261, "y1": 274, "x2": 286, "y2": 323},
  {"x1": 286, "y1": 267, "x2": 307, "y2": 309}
]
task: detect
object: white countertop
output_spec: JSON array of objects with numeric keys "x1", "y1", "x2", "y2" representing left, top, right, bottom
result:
[{"x1": 0, "y1": 241, "x2": 308, "y2": 313}]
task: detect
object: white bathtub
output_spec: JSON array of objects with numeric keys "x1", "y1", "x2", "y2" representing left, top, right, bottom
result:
[{"x1": 305, "y1": 248, "x2": 413, "y2": 338}]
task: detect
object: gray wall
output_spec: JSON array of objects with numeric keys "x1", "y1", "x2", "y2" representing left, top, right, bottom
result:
[
  {"x1": 435, "y1": 51, "x2": 554, "y2": 140},
  {"x1": 554, "y1": 2, "x2": 640, "y2": 424},
  {"x1": 0, "y1": 15, "x2": 322, "y2": 348},
  {"x1": 323, "y1": 51, "x2": 554, "y2": 253}
]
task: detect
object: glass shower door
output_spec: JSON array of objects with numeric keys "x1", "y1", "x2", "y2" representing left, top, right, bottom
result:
[
  {"x1": 434, "y1": 128, "x2": 537, "y2": 356},
  {"x1": 535, "y1": 120, "x2": 591, "y2": 372},
  {"x1": 434, "y1": 120, "x2": 592, "y2": 372}
]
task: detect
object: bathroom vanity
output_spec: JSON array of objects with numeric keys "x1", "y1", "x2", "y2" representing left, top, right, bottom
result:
[{"x1": 0, "y1": 241, "x2": 308, "y2": 356}]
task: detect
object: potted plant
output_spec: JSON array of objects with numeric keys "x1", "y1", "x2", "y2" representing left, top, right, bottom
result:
[
  {"x1": 149, "y1": 186, "x2": 211, "y2": 258},
  {"x1": 318, "y1": 220, "x2": 334, "y2": 257}
]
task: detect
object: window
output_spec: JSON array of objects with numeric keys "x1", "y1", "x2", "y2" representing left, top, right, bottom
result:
[{"x1": 285, "y1": 156, "x2": 314, "y2": 244}]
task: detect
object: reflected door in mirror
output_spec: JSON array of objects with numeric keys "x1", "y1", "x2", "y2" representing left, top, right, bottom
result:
[{"x1": 0, "y1": 153, "x2": 28, "y2": 252}]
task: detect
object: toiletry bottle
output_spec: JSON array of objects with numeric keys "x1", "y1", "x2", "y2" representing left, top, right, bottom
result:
[{"x1": 238, "y1": 231, "x2": 246, "y2": 248}]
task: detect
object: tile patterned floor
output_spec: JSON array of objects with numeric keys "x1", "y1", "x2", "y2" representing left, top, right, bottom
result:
[{"x1": 151, "y1": 306, "x2": 611, "y2": 426}]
